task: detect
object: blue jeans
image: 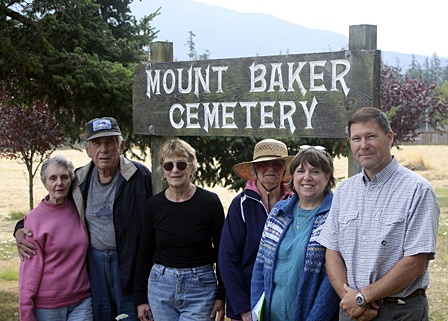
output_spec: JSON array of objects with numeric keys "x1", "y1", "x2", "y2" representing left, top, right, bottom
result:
[
  {"x1": 35, "y1": 296, "x2": 92, "y2": 321},
  {"x1": 89, "y1": 248, "x2": 138, "y2": 321},
  {"x1": 148, "y1": 263, "x2": 217, "y2": 321}
]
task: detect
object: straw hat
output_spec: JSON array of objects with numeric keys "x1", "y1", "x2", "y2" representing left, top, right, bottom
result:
[{"x1": 233, "y1": 139, "x2": 294, "y2": 181}]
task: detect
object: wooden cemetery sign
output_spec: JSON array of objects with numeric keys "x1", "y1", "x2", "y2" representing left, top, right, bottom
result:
[{"x1": 133, "y1": 49, "x2": 380, "y2": 138}]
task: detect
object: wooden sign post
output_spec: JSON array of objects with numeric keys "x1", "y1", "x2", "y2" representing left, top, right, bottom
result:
[{"x1": 133, "y1": 25, "x2": 380, "y2": 193}]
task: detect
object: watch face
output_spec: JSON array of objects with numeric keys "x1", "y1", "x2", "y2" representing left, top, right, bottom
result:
[{"x1": 356, "y1": 293, "x2": 365, "y2": 306}]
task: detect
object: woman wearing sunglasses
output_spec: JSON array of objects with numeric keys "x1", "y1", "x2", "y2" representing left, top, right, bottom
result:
[
  {"x1": 134, "y1": 138, "x2": 225, "y2": 321},
  {"x1": 250, "y1": 146, "x2": 339, "y2": 321}
]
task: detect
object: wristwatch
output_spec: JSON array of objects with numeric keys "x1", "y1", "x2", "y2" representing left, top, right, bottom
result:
[{"x1": 355, "y1": 291, "x2": 368, "y2": 307}]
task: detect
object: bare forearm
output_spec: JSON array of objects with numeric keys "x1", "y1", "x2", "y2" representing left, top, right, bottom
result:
[
  {"x1": 325, "y1": 249, "x2": 348, "y2": 299},
  {"x1": 362, "y1": 253, "x2": 428, "y2": 303}
]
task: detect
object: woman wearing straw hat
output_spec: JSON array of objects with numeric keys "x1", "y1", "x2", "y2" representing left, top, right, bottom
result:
[{"x1": 218, "y1": 139, "x2": 294, "y2": 321}]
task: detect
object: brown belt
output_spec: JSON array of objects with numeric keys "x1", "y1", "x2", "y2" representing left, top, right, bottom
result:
[{"x1": 382, "y1": 289, "x2": 425, "y2": 304}]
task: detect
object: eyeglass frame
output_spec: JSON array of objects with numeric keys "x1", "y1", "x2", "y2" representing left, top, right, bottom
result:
[{"x1": 162, "y1": 161, "x2": 191, "y2": 171}]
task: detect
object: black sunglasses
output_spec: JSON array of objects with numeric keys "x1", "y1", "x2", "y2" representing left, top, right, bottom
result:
[{"x1": 163, "y1": 161, "x2": 190, "y2": 171}]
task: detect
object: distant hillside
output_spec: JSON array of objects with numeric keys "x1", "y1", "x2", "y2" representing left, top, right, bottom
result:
[{"x1": 131, "y1": 0, "x2": 447, "y2": 70}]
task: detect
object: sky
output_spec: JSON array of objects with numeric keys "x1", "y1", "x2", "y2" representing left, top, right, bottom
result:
[{"x1": 196, "y1": 0, "x2": 448, "y2": 58}]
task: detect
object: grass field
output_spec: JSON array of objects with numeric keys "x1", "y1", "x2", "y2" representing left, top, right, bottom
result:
[{"x1": 0, "y1": 145, "x2": 447, "y2": 320}]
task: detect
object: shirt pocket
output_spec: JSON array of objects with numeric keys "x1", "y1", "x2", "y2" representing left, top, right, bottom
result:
[
  {"x1": 377, "y1": 210, "x2": 406, "y2": 247},
  {"x1": 337, "y1": 210, "x2": 359, "y2": 249},
  {"x1": 337, "y1": 210, "x2": 359, "y2": 225},
  {"x1": 379, "y1": 209, "x2": 405, "y2": 225}
]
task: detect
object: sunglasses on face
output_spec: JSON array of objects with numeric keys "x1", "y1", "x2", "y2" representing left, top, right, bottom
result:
[
  {"x1": 255, "y1": 159, "x2": 285, "y2": 168},
  {"x1": 163, "y1": 161, "x2": 190, "y2": 171}
]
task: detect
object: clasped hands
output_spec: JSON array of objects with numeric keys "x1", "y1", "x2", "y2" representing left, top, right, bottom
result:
[{"x1": 340, "y1": 284, "x2": 379, "y2": 321}]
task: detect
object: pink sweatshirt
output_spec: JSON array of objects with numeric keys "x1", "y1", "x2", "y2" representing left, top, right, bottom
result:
[{"x1": 19, "y1": 198, "x2": 91, "y2": 321}]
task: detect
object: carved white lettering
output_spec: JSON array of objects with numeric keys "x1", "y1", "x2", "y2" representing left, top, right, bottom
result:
[
  {"x1": 309, "y1": 61, "x2": 327, "y2": 92},
  {"x1": 221, "y1": 102, "x2": 238, "y2": 129},
  {"x1": 203, "y1": 102, "x2": 220, "y2": 132},
  {"x1": 146, "y1": 69, "x2": 160, "y2": 98},
  {"x1": 331, "y1": 60, "x2": 351, "y2": 96},
  {"x1": 260, "y1": 101, "x2": 276, "y2": 128},
  {"x1": 186, "y1": 103, "x2": 201, "y2": 128},
  {"x1": 240, "y1": 101, "x2": 257, "y2": 129},
  {"x1": 167, "y1": 100, "x2": 319, "y2": 133},
  {"x1": 299, "y1": 97, "x2": 318, "y2": 129},
  {"x1": 287, "y1": 62, "x2": 307, "y2": 95},
  {"x1": 250, "y1": 63, "x2": 267, "y2": 92},
  {"x1": 194, "y1": 65, "x2": 210, "y2": 98},
  {"x1": 268, "y1": 63, "x2": 286, "y2": 92},
  {"x1": 279, "y1": 101, "x2": 296, "y2": 134},
  {"x1": 169, "y1": 104, "x2": 185, "y2": 129},
  {"x1": 212, "y1": 66, "x2": 228, "y2": 93}
]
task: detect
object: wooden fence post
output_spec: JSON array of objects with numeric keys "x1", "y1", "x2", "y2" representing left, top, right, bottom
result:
[
  {"x1": 149, "y1": 42, "x2": 173, "y2": 194},
  {"x1": 347, "y1": 25, "x2": 378, "y2": 177}
]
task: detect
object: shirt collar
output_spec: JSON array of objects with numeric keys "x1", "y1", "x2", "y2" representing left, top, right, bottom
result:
[{"x1": 362, "y1": 156, "x2": 399, "y2": 185}]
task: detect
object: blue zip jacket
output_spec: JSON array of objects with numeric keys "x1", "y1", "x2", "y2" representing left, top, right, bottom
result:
[
  {"x1": 218, "y1": 181, "x2": 292, "y2": 320},
  {"x1": 251, "y1": 192, "x2": 339, "y2": 321}
]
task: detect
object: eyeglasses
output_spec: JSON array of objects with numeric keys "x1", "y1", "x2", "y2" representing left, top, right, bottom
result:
[
  {"x1": 163, "y1": 161, "x2": 190, "y2": 171},
  {"x1": 299, "y1": 145, "x2": 326, "y2": 151},
  {"x1": 254, "y1": 159, "x2": 285, "y2": 168}
]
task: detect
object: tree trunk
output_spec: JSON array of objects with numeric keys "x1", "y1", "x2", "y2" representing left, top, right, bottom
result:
[{"x1": 27, "y1": 162, "x2": 34, "y2": 211}]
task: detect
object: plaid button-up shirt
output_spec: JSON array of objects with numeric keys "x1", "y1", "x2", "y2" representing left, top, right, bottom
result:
[{"x1": 318, "y1": 157, "x2": 439, "y2": 297}]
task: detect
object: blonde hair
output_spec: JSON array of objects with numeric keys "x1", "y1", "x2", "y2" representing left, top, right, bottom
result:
[{"x1": 159, "y1": 138, "x2": 199, "y2": 172}]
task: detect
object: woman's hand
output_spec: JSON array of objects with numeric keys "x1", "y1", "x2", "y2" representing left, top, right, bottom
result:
[
  {"x1": 137, "y1": 304, "x2": 153, "y2": 321},
  {"x1": 241, "y1": 311, "x2": 253, "y2": 321},
  {"x1": 210, "y1": 299, "x2": 225, "y2": 321}
]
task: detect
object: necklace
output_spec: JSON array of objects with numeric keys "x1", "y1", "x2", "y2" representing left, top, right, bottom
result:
[{"x1": 296, "y1": 204, "x2": 320, "y2": 230}]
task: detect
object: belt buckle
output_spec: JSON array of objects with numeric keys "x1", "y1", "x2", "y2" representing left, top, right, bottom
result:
[{"x1": 397, "y1": 299, "x2": 406, "y2": 305}]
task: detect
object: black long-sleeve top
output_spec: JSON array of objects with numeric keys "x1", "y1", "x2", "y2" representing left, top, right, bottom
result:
[{"x1": 134, "y1": 186, "x2": 225, "y2": 305}]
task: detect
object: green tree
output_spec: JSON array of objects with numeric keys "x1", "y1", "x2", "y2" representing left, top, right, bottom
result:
[
  {"x1": 186, "y1": 30, "x2": 197, "y2": 60},
  {"x1": 0, "y1": 0, "x2": 159, "y2": 154},
  {"x1": 429, "y1": 53, "x2": 442, "y2": 85},
  {"x1": 407, "y1": 54, "x2": 422, "y2": 80},
  {"x1": 183, "y1": 136, "x2": 349, "y2": 191},
  {"x1": 185, "y1": 31, "x2": 210, "y2": 61}
]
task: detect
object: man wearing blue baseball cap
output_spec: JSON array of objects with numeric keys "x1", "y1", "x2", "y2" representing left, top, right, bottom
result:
[{"x1": 15, "y1": 117, "x2": 153, "y2": 320}]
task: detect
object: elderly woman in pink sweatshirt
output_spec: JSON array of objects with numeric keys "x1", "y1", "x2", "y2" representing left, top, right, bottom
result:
[{"x1": 19, "y1": 155, "x2": 92, "y2": 321}]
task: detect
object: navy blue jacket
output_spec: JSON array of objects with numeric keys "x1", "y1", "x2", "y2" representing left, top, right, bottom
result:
[
  {"x1": 72, "y1": 156, "x2": 152, "y2": 295},
  {"x1": 218, "y1": 182, "x2": 291, "y2": 320}
]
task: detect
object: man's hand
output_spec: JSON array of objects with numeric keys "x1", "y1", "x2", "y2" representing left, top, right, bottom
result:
[
  {"x1": 15, "y1": 227, "x2": 36, "y2": 260},
  {"x1": 341, "y1": 284, "x2": 380, "y2": 320},
  {"x1": 340, "y1": 284, "x2": 367, "y2": 319},
  {"x1": 210, "y1": 299, "x2": 225, "y2": 321},
  {"x1": 355, "y1": 306, "x2": 379, "y2": 321}
]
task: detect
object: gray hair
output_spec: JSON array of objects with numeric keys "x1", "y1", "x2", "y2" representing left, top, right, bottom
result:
[{"x1": 40, "y1": 155, "x2": 75, "y2": 184}]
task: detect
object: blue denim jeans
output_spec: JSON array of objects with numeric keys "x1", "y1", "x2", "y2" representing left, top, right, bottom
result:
[
  {"x1": 147, "y1": 263, "x2": 217, "y2": 321},
  {"x1": 34, "y1": 296, "x2": 92, "y2": 321},
  {"x1": 88, "y1": 248, "x2": 138, "y2": 321}
]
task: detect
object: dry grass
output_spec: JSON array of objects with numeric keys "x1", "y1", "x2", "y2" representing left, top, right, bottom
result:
[{"x1": 0, "y1": 145, "x2": 447, "y2": 320}]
